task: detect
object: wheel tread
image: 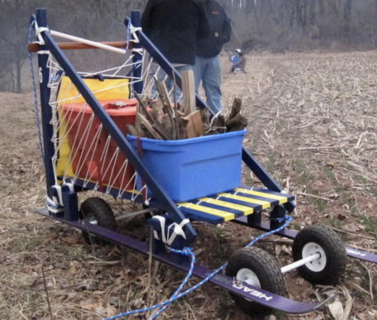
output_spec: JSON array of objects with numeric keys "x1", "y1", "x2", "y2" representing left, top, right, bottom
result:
[
  {"x1": 226, "y1": 246, "x2": 286, "y2": 316},
  {"x1": 80, "y1": 197, "x2": 117, "y2": 244},
  {"x1": 292, "y1": 224, "x2": 347, "y2": 285}
]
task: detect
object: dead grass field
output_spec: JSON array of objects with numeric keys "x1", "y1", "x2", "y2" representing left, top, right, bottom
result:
[{"x1": 1, "y1": 51, "x2": 377, "y2": 320}]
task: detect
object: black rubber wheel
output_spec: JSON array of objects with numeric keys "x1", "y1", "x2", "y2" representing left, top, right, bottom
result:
[
  {"x1": 225, "y1": 247, "x2": 286, "y2": 316},
  {"x1": 80, "y1": 197, "x2": 118, "y2": 244},
  {"x1": 292, "y1": 224, "x2": 347, "y2": 285}
]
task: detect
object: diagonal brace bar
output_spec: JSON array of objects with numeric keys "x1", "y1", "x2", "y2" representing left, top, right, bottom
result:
[{"x1": 36, "y1": 9, "x2": 196, "y2": 242}]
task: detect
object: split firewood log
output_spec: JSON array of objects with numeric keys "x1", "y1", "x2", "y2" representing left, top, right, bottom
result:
[
  {"x1": 226, "y1": 113, "x2": 248, "y2": 132},
  {"x1": 155, "y1": 78, "x2": 182, "y2": 139},
  {"x1": 155, "y1": 77, "x2": 173, "y2": 108},
  {"x1": 225, "y1": 98, "x2": 248, "y2": 132},
  {"x1": 182, "y1": 110, "x2": 204, "y2": 138},
  {"x1": 228, "y1": 98, "x2": 242, "y2": 119},
  {"x1": 181, "y1": 69, "x2": 196, "y2": 116},
  {"x1": 206, "y1": 113, "x2": 226, "y2": 135},
  {"x1": 200, "y1": 108, "x2": 210, "y2": 127},
  {"x1": 126, "y1": 124, "x2": 141, "y2": 137},
  {"x1": 150, "y1": 99, "x2": 165, "y2": 124},
  {"x1": 138, "y1": 114, "x2": 163, "y2": 139},
  {"x1": 134, "y1": 91, "x2": 173, "y2": 140}
]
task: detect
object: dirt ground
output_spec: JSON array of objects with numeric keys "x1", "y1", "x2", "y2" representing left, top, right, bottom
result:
[{"x1": 1, "y1": 50, "x2": 377, "y2": 320}]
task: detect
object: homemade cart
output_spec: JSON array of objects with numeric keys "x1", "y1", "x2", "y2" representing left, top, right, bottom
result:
[{"x1": 28, "y1": 8, "x2": 377, "y2": 318}]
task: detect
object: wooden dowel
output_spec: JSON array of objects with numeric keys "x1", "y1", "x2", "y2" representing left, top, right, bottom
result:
[{"x1": 28, "y1": 41, "x2": 132, "y2": 53}]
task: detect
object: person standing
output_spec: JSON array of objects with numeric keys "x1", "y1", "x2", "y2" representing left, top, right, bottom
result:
[
  {"x1": 141, "y1": 0, "x2": 210, "y2": 103},
  {"x1": 193, "y1": 0, "x2": 231, "y2": 114}
]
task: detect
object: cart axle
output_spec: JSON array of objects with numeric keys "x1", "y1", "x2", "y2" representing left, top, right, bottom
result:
[{"x1": 281, "y1": 253, "x2": 321, "y2": 274}]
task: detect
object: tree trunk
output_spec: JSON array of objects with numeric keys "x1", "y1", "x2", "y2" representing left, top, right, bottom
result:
[
  {"x1": 16, "y1": 47, "x2": 21, "y2": 93},
  {"x1": 344, "y1": 0, "x2": 353, "y2": 40}
]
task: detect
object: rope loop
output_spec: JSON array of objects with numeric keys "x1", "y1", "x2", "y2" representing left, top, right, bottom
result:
[
  {"x1": 31, "y1": 19, "x2": 49, "y2": 45},
  {"x1": 152, "y1": 216, "x2": 190, "y2": 246}
]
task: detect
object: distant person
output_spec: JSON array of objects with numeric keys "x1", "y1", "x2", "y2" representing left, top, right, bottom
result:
[
  {"x1": 141, "y1": 0, "x2": 210, "y2": 101},
  {"x1": 230, "y1": 49, "x2": 246, "y2": 73},
  {"x1": 193, "y1": 0, "x2": 231, "y2": 114}
]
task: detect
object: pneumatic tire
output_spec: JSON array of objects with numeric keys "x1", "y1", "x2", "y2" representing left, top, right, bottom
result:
[
  {"x1": 80, "y1": 197, "x2": 117, "y2": 245},
  {"x1": 292, "y1": 224, "x2": 347, "y2": 285},
  {"x1": 225, "y1": 247, "x2": 286, "y2": 316}
]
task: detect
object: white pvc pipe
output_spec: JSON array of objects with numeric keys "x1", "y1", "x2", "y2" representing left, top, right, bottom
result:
[
  {"x1": 50, "y1": 30, "x2": 127, "y2": 55},
  {"x1": 281, "y1": 253, "x2": 321, "y2": 274}
]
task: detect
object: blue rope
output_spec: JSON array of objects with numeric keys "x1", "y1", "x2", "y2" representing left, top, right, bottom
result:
[
  {"x1": 148, "y1": 247, "x2": 196, "y2": 320},
  {"x1": 103, "y1": 216, "x2": 293, "y2": 320},
  {"x1": 28, "y1": 18, "x2": 45, "y2": 159}
]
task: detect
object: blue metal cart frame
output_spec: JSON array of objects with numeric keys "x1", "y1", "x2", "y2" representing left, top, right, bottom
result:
[{"x1": 30, "y1": 8, "x2": 377, "y2": 317}]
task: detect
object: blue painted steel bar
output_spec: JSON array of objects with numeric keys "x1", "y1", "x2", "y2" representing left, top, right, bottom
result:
[
  {"x1": 196, "y1": 202, "x2": 244, "y2": 217},
  {"x1": 37, "y1": 12, "x2": 196, "y2": 242},
  {"x1": 179, "y1": 207, "x2": 224, "y2": 224},
  {"x1": 242, "y1": 148, "x2": 296, "y2": 212},
  {"x1": 35, "y1": 9, "x2": 59, "y2": 214},
  {"x1": 241, "y1": 148, "x2": 283, "y2": 194},
  {"x1": 217, "y1": 196, "x2": 262, "y2": 210},
  {"x1": 233, "y1": 192, "x2": 280, "y2": 206},
  {"x1": 62, "y1": 188, "x2": 79, "y2": 221},
  {"x1": 36, "y1": 207, "x2": 332, "y2": 314},
  {"x1": 131, "y1": 11, "x2": 143, "y2": 94}
]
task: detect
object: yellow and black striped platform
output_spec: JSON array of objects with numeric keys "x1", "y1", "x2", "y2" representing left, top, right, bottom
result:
[{"x1": 177, "y1": 187, "x2": 294, "y2": 224}]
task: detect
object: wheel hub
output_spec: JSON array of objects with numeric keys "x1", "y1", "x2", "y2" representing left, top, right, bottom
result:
[
  {"x1": 85, "y1": 212, "x2": 98, "y2": 225},
  {"x1": 302, "y1": 242, "x2": 326, "y2": 272},
  {"x1": 236, "y1": 268, "x2": 261, "y2": 288}
]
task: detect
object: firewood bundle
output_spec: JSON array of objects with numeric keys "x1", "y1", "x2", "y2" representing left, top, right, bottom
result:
[
  {"x1": 206, "y1": 98, "x2": 249, "y2": 135},
  {"x1": 127, "y1": 74, "x2": 248, "y2": 140}
]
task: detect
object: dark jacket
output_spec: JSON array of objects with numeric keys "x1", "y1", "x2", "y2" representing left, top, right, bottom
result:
[
  {"x1": 141, "y1": 0, "x2": 210, "y2": 65},
  {"x1": 196, "y1": 0, "x2": 231, "y2": 58}
]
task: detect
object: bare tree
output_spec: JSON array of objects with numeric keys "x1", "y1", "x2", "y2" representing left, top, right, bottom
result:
[
  {"x1": 0, "y1": 0, "x2": 148, "y2": 92},
  {"x1": 0, "y1": 0, "x2": 37, "y2": 92}
]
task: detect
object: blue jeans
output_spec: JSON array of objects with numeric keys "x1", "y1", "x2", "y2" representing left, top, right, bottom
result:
[
  {"x1": 192, "y1": 55, "x2": 222, "y2": 114},
  {"x1": 150, "y1": 63, "x2": 192, "y2": 103}
]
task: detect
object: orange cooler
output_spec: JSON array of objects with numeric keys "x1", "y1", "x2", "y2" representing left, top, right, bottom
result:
[{"x1": 60, "y1": 99, "x2": 137, "y2": 190}]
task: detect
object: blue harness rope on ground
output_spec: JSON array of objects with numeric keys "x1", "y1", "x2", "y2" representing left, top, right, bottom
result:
[{"x1": 103, "y1": 216, "x2": 293, "y2": 320}]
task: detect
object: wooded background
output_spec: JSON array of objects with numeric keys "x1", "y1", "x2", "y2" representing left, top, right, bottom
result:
[{"x1": 1, "y1": 0, "x2": 377, "y2": 93}]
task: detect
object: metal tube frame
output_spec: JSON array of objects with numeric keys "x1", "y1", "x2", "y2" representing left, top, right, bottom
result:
[
  {"x1": 33, "y1": 7, "x2": 377, "y2": 263},
  {"x1": 34, "y1": 8, "x2": 196, "y2": 242},
  {"x1": 31, "y1": 9, "x2": 377, "y2": 315},
  {"x1": 35, "y1": 10, "x2": 62, "y2": 215}
]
